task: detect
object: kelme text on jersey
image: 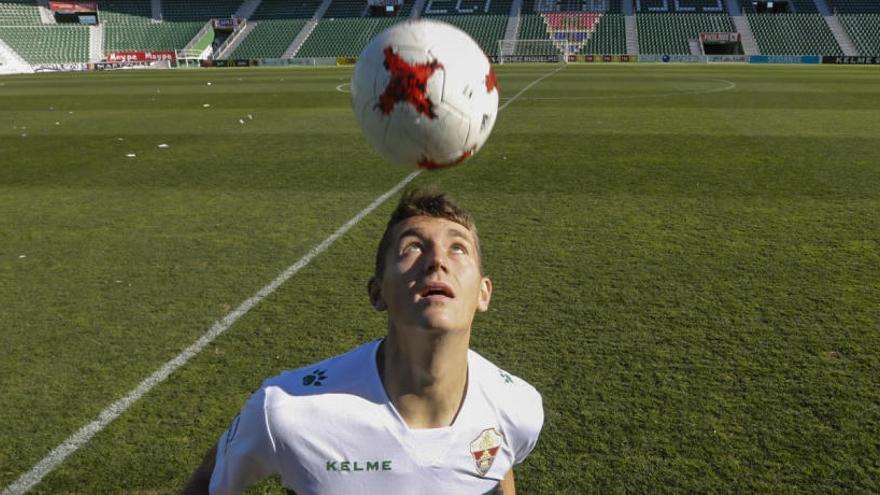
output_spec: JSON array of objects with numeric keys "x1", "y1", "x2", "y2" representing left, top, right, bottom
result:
[{"x1": 325, "y1": 460, "x2": 392, "y2": 472}]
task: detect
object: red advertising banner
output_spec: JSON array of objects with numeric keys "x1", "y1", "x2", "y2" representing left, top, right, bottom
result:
[
  {"x1": 48, "y1": 1, "x2": 97, "y2": 12},
  {"x1": 106, "y1": 51, "x2": 176, "y2": 62}
]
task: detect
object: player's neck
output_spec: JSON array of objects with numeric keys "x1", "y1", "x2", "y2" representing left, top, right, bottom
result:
[{"x1": 378, "y1": 330, "x2": 469, "y2": 430}]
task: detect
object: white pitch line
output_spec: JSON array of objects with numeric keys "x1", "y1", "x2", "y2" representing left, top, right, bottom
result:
[
  {"x1": 499, "y1": 65, "x2": 565, "y2": 111},
  {"x1": 1, "y1": 64, "x2": 562, "y2": 495},
  {"x1": 499, "y1": 78, "x2": 736, "y2": 101}
]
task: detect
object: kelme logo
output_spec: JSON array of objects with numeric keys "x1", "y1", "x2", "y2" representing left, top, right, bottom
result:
[{"x1": 325, "y1": 460, "x2": 392, "y2": 472}]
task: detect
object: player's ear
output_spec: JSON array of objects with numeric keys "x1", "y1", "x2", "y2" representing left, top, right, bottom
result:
[
  {"x1": 368, "y1": 277, "x2": 387, "y2": 311},
  {"x1": 477, "y1": 276, "x2": 492, "y2": 313}
]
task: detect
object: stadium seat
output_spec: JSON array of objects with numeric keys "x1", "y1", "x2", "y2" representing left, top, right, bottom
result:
[
  {"x1": 838, "y1": 14, "x2": 880, "y2": 55},
  {"x1": 296, "y1": 17, "x2": 401, "y2": 57},
  {"x1": 826, "y1": 0, "x2": 880, "y2": 14},
  {"x1": 161, "y1": 0, "x2": 242, "y2": 22},
  {"x1": 0, "y1": 0, "x2": 42, "y2": 25},
  {"x1": 104, "y1": 22, "x2": 203, "y2": 52},
  {"x1": 636, "y1": 0, "x2": 726, "y2": 13},
  {"x1": 747, "y1": 13, "x2": 843, "y2": 55},
  {"x1": 230, "y1": 19, "x2": 308, "y2": 58},
  {"x1": 250, "y1": 0, "x2": 323, "y2": 20},
  {"x1": 0, "y1": 25, "x2": 89, "y2": 63},
  {"x1": 636, "y1": 13, "x2": 734, "y2": 54}
]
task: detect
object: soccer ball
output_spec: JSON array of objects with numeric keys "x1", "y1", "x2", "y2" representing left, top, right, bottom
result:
[{"x1": 351, "y1": 19, "x2": 499, "y2": 170}]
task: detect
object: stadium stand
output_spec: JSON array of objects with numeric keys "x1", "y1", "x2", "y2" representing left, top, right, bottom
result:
[
  {"x1": 0, "y1": 25, "x2": 90, "y2": 63},
  {"x1": 295, "y1": 17, "x2": 401, "y2": 57},
  {"x1": 95, "y1": 0, "x2": 153, "y2": 24},
  {"x1": 515, "y1": 0, "x2": 625, "y2": 56},
  {"x1": 747, "y1": 13, "x2": 843, "y2": 55},
  {"x1": 160, "y1": 0, "x2": 242, "y2": 22},
  {"x1": 420, "y1": 0, "x2": 511, "y2": 55},
  {"x1": 250, "y1": 0, "x2": 323, "y2": 20},
  {"x1": 424, "y1": 14, "x2": 509, "y2": 54},
  {"x1": 637, "y1": 13, "x2": 734, "y2": 54},
  {"x1": 105, "y1": 22, "x2": 203, "y2": 51},
  {"x1": 786, "y1": 0, "x2": 820, "y2": 13},
  {"x1": 826, "y1": 0, "x2": 880, "y2": 14},
  {"x1": 636, "y1": 0, "x2": 726, "y2": 13},
  {"x1": 838, "y1": 14, "x2": 880, "y2": 54},
  {"x1": 228, "y1": 0, "x2": 321, "y2": 59},
  {"x1": 323, "y1": 0, "x2": 370, "y2": 18},
  {"x1": 0, "y1": 0, "x2": 41, "y2": 25},
  {"x1": 230, "y1": 19, "x2": 308, "y2": 58}
]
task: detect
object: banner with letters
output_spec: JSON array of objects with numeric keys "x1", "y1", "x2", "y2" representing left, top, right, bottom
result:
[
  {"x1": 822, "y1": 56, "x2": 880, "y2": 65},
  {"x1": 748, "y1": 55, "x2": 820, "y2": 64},
  {"x1": 106, "y1": 51, "x2": 176, "y2": 62}
]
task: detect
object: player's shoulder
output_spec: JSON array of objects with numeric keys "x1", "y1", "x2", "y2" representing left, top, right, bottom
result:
[
  {"x1": 468, "y1": 348, "x2": 543, "y2": 421},
  {"x1": 260, "y1": 339, "x2": 382, "y2": 407}
]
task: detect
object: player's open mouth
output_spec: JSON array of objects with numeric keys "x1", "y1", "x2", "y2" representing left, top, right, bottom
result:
[{"x1": 419, "y1": 282, "x2": 454, "y2": 300}]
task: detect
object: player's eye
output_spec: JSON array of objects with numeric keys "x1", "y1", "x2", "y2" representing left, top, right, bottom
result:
[
  {"x1": 450, "y1": 243, "x2": 467, "y2": 255},
  {"x1": 402, "y1": 241, "x2": 422, "y2": 254}
]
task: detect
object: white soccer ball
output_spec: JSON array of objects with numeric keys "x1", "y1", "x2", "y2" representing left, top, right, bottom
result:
[{"x1": 351, "y1": 19, "x2": 499, "y2": 170}]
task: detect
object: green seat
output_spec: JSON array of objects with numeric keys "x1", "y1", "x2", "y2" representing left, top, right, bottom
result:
[{"x1": 747, "y1": 13, "x2": 843, "y2": 55}]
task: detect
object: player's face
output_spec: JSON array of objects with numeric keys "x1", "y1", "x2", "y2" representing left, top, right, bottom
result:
[{"x1": 369, "y1": 215, "x2": 492, "y2": 334}]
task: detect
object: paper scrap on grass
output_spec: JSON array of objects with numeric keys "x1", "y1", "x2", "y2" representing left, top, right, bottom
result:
[
  {"x1": 126, "y1": 153, "x2": 136, "y2": 158},
  {"x1": 157, "y1": 143, "x2": 169, "y2": 149}
]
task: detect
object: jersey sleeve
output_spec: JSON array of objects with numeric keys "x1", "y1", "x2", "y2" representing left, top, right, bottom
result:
[
  {"x1": 512, "y1": 384, "x2": 544, "y2": 464},
  {"x1": 209, "y1": 386, "x2": 278, "y2": 495}
]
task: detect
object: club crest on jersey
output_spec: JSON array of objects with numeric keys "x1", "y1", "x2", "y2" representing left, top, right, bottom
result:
[{"x1": 469, "y1": 428, "x2": 503, "y2": 476}]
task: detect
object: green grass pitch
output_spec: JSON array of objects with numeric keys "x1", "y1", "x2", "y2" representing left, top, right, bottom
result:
[{"x1": 1, "y1": 64, "x2": 878, "y2": 493}]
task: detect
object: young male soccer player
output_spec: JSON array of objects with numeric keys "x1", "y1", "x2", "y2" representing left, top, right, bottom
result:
[{"x1": 184, "y1": 189, "x2": 543, "y2": 494}]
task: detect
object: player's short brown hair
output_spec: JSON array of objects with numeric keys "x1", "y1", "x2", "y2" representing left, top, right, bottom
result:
[{"x1": 374, "y1": 187, "x2": 483, "y2": 278}]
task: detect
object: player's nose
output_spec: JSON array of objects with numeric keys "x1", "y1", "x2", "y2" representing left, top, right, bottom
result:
[{"x1": 424, "y1": 243, "x2": 448, "y2": 273}]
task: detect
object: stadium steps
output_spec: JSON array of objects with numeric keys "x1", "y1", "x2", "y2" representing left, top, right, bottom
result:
[
  {"x1": 236, "y1": 0, "x2": 263, "y2": 19},
  {"x1": 838, "y1": 14, "x2": 880, "y2": 55},
  {"x1": 624, "y1": 14, "x2": 638, "y2": 53},
  {"x1": 724, "y1": 0, "x2": 741, "y2": 15},
  {"x1": 284, "y1": 0, "x2": 332, "y2": 58},
  {"x1": 36, "y1": 0, "x2": 55, "y2": 24},
  {"x1": 747, "y1": 13, "x2": 842, "y2": 55},
  {"x1": 215, "y1": 20, "x2": 255, "y2": 58},
  {"x1": 89, "y1": 24, "x2": 103, "y2": 61},
  {"x1": 410, "y1": 0, "x2": 427, "y2": 18},
  {"x1": 813, "y1": 0, "x2": 832, "y2": 15},
  {"x1": 824, "y1": 15, "x2": 858, "y2": 55},
  {"x1": 182, "y1": 21, "x2": 212, "y2": 50},
  {"x1": 731, "y1": 15, "x2": 758, "y2": 54},
  {"x1": 0, "y1": 35, "x2": 32, "y2": 73},
  {"x1": 501, "y1": 0, "x2": 523, "y2": 52}
]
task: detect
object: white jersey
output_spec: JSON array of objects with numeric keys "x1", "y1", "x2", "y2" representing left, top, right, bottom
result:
[{"x1": 210, "y1": 339, "x2": 543, "y2": 495}]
